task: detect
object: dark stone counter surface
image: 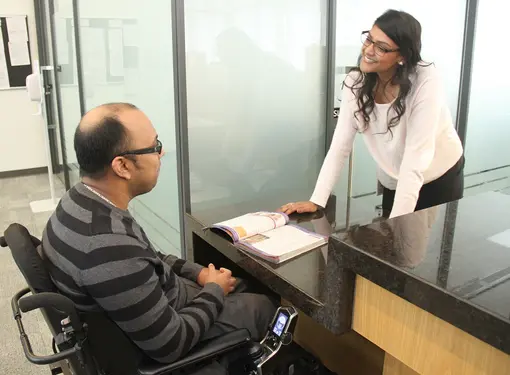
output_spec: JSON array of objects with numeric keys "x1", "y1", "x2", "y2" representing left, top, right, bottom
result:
[
  {"x1": 333, "y1": 191, "x2": 510, "y2": 354},
  {"x1": 186, "y1": 191, "x2": 510, "y2": 353}
]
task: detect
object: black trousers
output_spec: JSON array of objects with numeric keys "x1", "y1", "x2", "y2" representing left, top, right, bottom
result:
[{"x1": 382, "y1": 156, "x2": 465, "y2": 218}]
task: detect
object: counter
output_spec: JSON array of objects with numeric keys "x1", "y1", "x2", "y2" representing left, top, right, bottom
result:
[{"x1": 185, "y1": 191, "x2": 510, "y2": 374}]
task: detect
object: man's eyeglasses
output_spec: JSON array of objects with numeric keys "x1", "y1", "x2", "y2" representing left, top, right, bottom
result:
[
  {"x1": 117, "y1": 140, "x2": 163, "y2": 157},
  {"x1": 361, "y1": 31, "x2": 399, "y2": 56}
]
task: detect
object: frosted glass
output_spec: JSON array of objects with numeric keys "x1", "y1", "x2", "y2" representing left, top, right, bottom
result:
[
  {"x1": 71, "y1": 0, "x2": 181, "y2": 255},
  {"x1": 185, "y1": 0, "x2": 328, "y2": 218},
  {"x1": 333, "y1": 1, "x2": 466, "y2": 223},
  {"x1": 464, "y1": 1, "x2": 510, "y2": 177}
]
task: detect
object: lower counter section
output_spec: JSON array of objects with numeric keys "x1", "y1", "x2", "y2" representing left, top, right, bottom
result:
[
  {"x1": 290, "y1": 302, "x2": 385, "y2": 374},
  {"x1": 353, "y1": 276, "x2": 510, "y2": 375},
  {"x1": 288, "y1": 275, "x2": 510, "y2": 374}
]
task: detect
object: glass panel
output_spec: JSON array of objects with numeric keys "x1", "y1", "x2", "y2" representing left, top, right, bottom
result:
[
  {"x1": 69, "y1": 1, "x2": 181, "y2": 255},
  {"x1": 52, "y1": 0, "x2": 81, "y2": 186},
  {"x1": 41, "y1": 0, "x2": 65, "y2": 187},
  {"x1": 334, "y1": 1, "x2": 466, "y2": 225},
  {"x1": 464, "y1": 0, "x2": 510, "y2": 196},
  {"x1": 185, "y1": 0, "x2": 328, "y2": 222}
]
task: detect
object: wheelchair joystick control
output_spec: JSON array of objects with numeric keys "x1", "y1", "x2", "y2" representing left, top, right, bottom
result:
[{"x1": 251, "y1": 306, "x2": 298, "y2": 375}]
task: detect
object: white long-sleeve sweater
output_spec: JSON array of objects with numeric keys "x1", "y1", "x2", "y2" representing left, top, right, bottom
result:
[{"x1": 310, "y1": 65, "x2": 463, "y2": 218}]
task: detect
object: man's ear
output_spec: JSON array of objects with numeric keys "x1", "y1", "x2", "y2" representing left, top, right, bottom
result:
[{"x1": 111, "y1": 156, "x2": 132, "y2": 180}]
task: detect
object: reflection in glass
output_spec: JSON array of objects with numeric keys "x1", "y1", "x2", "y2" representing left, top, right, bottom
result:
[{"x1": 185, "y1": 0, "x2": 327, "y2": 219}]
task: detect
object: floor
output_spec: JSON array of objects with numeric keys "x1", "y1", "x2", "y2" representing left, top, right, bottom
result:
[{"x1": 0, "y1": 174, "x2": 65, "y2": 375}]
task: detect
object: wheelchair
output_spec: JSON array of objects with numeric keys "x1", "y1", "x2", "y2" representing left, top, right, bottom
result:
[{"x1": 1, "y1": 223, "x2": 331, "y2": 375}]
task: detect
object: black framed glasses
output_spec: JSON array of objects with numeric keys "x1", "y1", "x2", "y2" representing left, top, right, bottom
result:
[
  {"x1": 361, "y1": 31, "x2": 399, "y2": 56},
  {"x1": 117, "y1": 139, "x2": 163, "y2": 157}
]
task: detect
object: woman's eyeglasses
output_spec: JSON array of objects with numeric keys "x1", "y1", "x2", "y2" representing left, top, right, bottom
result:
[
  {"x1": 117, "y1": 139, "x2": 163, "y2": 157},
  {"x1": 361, "y1": 31, "x2": 399, "y2": 56}
]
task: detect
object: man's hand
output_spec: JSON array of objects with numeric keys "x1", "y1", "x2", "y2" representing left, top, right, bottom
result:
[
  {"x1": 197, "y1": 265, "x2": 233, "y2": 286},
  {"x1": 197, "y1": 267, "x2": 209, "y2": 287},
  {"x1": 202, "y1": 264, "x2": 236, "y2": 296}
]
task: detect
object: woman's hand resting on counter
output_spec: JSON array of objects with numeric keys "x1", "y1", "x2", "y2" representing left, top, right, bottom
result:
[{"x1": 278, "y1": 201, "x2": 319, "y2": 215}]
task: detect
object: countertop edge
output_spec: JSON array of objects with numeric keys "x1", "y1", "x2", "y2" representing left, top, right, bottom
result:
[{"x1": 332, "y1": 237, "x2": 510, "y2": 355}]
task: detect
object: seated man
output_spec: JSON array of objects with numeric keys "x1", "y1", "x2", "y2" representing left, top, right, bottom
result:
[{"x1": 41, "y1": 103, "x2": 276, "y2": 366}]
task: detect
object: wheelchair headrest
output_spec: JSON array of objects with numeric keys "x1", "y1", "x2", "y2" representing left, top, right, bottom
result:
[{"x1": 3, "y1": 223, "x2": 57, "y2": 294}]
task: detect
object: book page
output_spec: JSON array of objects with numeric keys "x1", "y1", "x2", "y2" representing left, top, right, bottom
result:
[
  {"x1": 212, "y1": 211, "x2": 288, "y2": 242},
  {"x1": 240, "y1": 225, "x2": 326, "y2": 259}
]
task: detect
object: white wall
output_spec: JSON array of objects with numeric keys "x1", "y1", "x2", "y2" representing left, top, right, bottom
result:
[{"x1": 0, "y1": 0, "x2": 46, "y2": 172}]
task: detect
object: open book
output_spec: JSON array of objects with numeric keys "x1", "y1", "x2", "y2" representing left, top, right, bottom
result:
[{"x1": 209, "y1": 211, "x2": 327, "y2": 264}]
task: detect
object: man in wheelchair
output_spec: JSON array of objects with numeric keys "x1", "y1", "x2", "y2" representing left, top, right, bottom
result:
[{"x1": 39, "y1": 103, "x2": 279, "y2": 373}]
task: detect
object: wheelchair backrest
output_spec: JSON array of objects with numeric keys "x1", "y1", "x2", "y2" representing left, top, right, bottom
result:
[{"x1": 4, "y1": 223, "x2": 147, "y2": 375}]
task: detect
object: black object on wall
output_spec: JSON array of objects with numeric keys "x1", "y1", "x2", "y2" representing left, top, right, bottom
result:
[{"x1": 0, "y1": 16, "x2": 33, "y2": 88}]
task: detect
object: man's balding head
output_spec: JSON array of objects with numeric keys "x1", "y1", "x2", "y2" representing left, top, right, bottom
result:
[{"x1": 74, "y1": 103, "x2": 138, "y2": 178}]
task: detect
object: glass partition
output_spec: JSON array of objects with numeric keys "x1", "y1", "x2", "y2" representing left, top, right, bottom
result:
[
  {"x1": 55, "y1": 0, "x2": 182, "y2": 255},
  {"x1": 463, "y1": 0, "x2": 510, "y2": 196},
  {"x1": 334, "y1": 0, "x2": 467, "y2": 225},
  {"x1": 51, "y1": 0, "x2": 81, "y2": 186},
  {"x1": 185, "y1": 0, "x2": 328, "y2": 222},
  {"x1": 46, "y1": 0, "x2": 486, "y2": 255}
]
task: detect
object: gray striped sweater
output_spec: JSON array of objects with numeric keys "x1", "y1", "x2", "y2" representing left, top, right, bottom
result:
[{"x1": 41, "y1": 182, "x2": 225, "y2": 363}]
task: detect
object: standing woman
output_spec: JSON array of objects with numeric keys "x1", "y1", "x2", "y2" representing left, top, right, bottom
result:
[{"x1": 280, "y1": 9, "x2": 464, "y2": 219}]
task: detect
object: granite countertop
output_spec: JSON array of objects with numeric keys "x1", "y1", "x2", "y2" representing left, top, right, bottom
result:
[
  {"x1": 187, "y1": 190, "x2": 510, "y2": 354},
  {"x1": 332, "y1": 191, "x2": 510, "y2": 354},
  {"x1": 186, "y1": 204, "x2": 356, "y2": 335}
]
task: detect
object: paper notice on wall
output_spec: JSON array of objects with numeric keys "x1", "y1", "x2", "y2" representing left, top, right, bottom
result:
[
  {"x1": 8, "y1": 42, "x2": 30, "y2": 66},
  {"x1": 122, "y1": 25, "x2": 138, "y2": 47},
  {"x1": 80, "y1": 27, "x2": 107, "y2": 83},
  {"x1": 109, "y1": 19, "x2": 123, "y2": 28},
  {"x1": 0, "y1": 34, "x2": 10, "y2": 89},
  {"x1": 6, "y1": 16, "x2": 28, "y2": 42},
  {"x1": 108, "y1": 28, "x2": 124, "y2": 76}
]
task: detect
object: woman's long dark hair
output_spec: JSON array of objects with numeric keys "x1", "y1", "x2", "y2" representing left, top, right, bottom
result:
[{"x1": 347, "y1": 10, "x2": 427, "y2": 135}]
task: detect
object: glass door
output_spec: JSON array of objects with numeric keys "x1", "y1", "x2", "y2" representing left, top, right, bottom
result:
[{"x1": 47, "y1": 0, "x2": 82, "y2": 187}]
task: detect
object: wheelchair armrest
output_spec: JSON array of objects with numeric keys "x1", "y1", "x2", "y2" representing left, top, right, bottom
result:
[
  {"x1": 11, "y1": 288, "x2": 82, "y2": 365},
  {"x1": 137, "y1": 328, "x2": 252, "y2": 375},
  {"x1": 17, "y1": 292, "x2": 83, "y2": 333}
]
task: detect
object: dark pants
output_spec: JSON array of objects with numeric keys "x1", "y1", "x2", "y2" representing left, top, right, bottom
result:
[
  {"x1": 382, "y1": 156, "x2": 465, "y2": 218},
  {"x1": 181, "y1": 278, "x2": 277, "y2": 375}
]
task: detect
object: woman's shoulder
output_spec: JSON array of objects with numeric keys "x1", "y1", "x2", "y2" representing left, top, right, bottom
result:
[
  {"x1": 412, "y1": 63, "x2": 442, "y2": 86},
  {"x1": 344, "y1": 70, "x2": 363, "y2": 88},
  {"x1": 410, "y1": 63, "x2": 445, "y2": 98}
]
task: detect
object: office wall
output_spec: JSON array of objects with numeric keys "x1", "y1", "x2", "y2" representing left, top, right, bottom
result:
[{"x1": 0, "y1": 0, "x2": 46, "y2": 172}]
